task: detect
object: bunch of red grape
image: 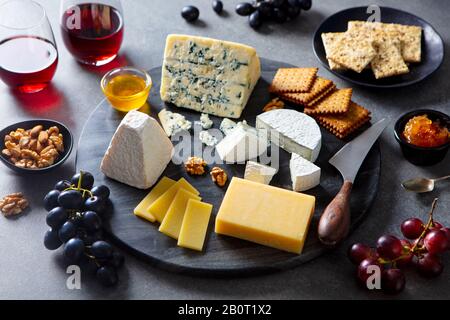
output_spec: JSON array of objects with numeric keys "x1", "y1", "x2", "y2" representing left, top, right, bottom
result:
[
  {"x1": 43, "y1": 171, "x2": 124, "y2": 287},
  {"x1": 348, "y1": 199, "x2": 449, "y2": 294}
]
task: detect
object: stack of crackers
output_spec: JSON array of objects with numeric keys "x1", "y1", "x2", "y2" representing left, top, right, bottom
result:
[
  {"x1": 321, "y1": 21, "x2": 422, "y2": 79},
  {"x1": 269, "y1": 67, "x2": 371, "y2": 139}
]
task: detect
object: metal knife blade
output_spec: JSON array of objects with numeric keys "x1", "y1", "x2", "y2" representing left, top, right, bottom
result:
[{"x1": 329, "y1": 118, "x2": 389, "y2": 183}]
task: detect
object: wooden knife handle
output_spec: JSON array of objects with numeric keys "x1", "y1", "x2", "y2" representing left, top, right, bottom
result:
[{"x1": 318, "y1": 180, "x2": 353, "y2": 247}]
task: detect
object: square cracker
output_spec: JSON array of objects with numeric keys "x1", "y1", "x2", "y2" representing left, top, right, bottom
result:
[
  {"x1": 304, "y1": 88, "x2": 353, "y2": 115},
  {"x1": 327, "y1": 32, "x2": 377, "y2": 73},
  {"x1": 312, "y1": 101, "x2": 371, "y2": 139},
  {"x1": 305, "y1": 84, "x2": 336, "y2": 107},
  {"x1": 269, "y1": 68, "x2": 318, "y2": 93},
  {"x1": 371, "y1": 38, "x2": 409, "y2": 79},
  {"x1": 321, "y1": 33, "x2": 347, "y2": 71},
  {"x1": 281, "y1": 78, "x2": 334, "y2": 105}
]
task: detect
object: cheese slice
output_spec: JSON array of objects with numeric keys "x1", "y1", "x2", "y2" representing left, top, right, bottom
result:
[
  {"x1": 100, "y1": 111, "x2": 173, "y2": 189},
  {"x1": 160, "y1": 34, "x2": 261, "y2": 118},
  {"x1": 148, "y1": 178, "x2": 199, "y2": 222},
  {"x1": 159, "y1": 189, "x2": 201, "y2": 239},
  {"x1": 215, "y1": 177, "x2": 315, "y2": 254},
  {"x1": 134, "y1": 177, "x2": 176, "y2": 222},
  {"x1": 256, "y1": 109, "x2": 322, "y2": 162},
  {"x1": 216, "y1": 126, "x2": 268, "y2": 163},
  {"x1": 178, "y1": 199, "x2": 213, "y2": 251},
  {"x1": 244, "y1": 161, "x2": 278, "y2": 185},
  {"x1": 290, "y1": 154, "x2": 321, "y2": 192}
]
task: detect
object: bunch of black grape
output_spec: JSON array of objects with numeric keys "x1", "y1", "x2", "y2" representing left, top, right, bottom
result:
[{"x1": 43, "y1": 171, "x2": 124, "y2": 287}]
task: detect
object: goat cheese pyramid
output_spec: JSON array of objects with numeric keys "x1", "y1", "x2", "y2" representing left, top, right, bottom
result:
[{"x1": 101, "y1": 111, "x2": 173, "y2": 189}]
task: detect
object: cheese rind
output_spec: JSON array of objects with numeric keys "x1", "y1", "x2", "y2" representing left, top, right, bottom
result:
[
  {"x1": 159, "y1": 189, "x2": 201, "y2": 239},
  {"x1": 290, "y1": 154, "x2": 321, "y2": 192},
  {"x1": 244, "y1": 161, "x2": 278, "y2": 185},
  {"x1": 100, "y1": 111, "x2": 173, "y2": 189},
  {"x1": 178, "y1": 199, "x2": 213, "y2": 251},
  {"x1": 256, "y1": 109, "x2": 322, "y2": 162},
  {"x1": 160, "y1": 34, "x2": 261, "y2": 118},
  {"x1": 215, "y1": 177, "x2": 316, "y2": 254},
  {"x1": 134, "y1": 177, "x2": 175, "y2": 222}
]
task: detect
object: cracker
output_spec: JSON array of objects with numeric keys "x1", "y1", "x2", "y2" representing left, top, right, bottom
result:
[
  {"x1": 321, "y1": 33, "x2": 347, "y2": 71},
  {"x1": 305, "y1": 84, "x2": 336, "y2": 107},
  {"x1": 312, "y1": 101, "x2": 371, "y2": 139},
  {"x1": 281, "y1": 78, "x2": 334, "y2": 105},
  {"x1": 327, "y1": 32, "x2": 376, "y2": 73},
  {"x1": 371, "y1": 38, "x2": 409, "y2": 79},
  {"x1": 304, "y1": 88, "x2": 352, "y2": 115},
  {"x1": 269, "y1": 68, "x2": 318, "y2": 93}
]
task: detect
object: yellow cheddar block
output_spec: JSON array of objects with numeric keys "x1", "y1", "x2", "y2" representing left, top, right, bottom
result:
[
  {"x1": 148, "y1": 177, "x2": 199, "y2": 223},
  {"x1": 159, "y1": 189, "x2": 201, "y2": 239},
  {"x1": 133, "y1": 177, "x2": 176, "y2": 222},
  {"x1": 178, "y1": 199, "x2": 213, "y2": 251},
  {"x1": 215, "y1": 177, "x2": 315, "y2": 254}
]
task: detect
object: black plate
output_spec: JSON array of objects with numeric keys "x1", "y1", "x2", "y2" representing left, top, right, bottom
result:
[
  {"x1": 0, "y1": 119, "x2": 73, "y2": 174},
  {"x1": 312, "y1": 6, "x2": 444, "y2": 88}
]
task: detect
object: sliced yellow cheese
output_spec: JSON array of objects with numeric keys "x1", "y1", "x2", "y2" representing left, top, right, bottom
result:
[
  {"x1": 215, "y1": 177, "x2": 315, "y2": 254},
  {"x1": 178, "y1": 199, "x2": 213, "y2": 251},
  {"x1": 133, "y1": 177, "x2": 176, "y2": 222},
  {"x1": 148, "y1": 177, "x2": 199, "y2": 223},
  {"x1": 159, "y1": 189, "x2": 201, "y2": 239}
]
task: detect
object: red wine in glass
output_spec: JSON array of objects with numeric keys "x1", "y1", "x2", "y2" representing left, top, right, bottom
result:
[
  {"x1": 0, "y1": 36, "x2": 58, "y2": 93},
  {"x1": 61, "y1": 3, "x2": 124, "y2": 66}
]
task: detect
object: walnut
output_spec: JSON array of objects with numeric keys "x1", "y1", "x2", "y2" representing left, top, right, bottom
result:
[
  {"x1": 210, "y1": 167, "x2": 228, "y2": 187},
  {"x1": 0, "y1": 193, "x2": 29, "y2": 217},
  {"x1": 185, "y1": 156, "x2": 207, "y2": 175},
  {"x1": 263, "y1": 98, "x2": 285, "y2": 112}
]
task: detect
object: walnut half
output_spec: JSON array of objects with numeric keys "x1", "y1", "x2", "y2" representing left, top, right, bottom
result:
[
  {"x1": 185, "y1": 157, "x2": 207, "y2": 176},
  {"x1": 210, "y1": 167, "x2": 228, "y2": 187},
  {"x1": 0, "y1": 193, "x2": 29, "y2": 217}
]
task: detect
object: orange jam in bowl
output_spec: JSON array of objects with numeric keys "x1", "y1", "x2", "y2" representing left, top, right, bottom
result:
[
  {"x1": 101, "y1": 67, "x2": 152, "y2": 112},
  {"x1": 403, "y1": 115, "x2": 450, "y2": 148}
]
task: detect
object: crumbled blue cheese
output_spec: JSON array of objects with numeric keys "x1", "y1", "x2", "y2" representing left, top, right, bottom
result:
[
  {"x1": 199, "y1": 113, "x2": 213, "y2": 129},
  {"x1": 220, "y1": 118, "x2": 237, "y2": 136},
  {"x1": 199, "y1": 131, "x2": 218, "y2": 147},
  {"x1": 158, "y1": 109, "x2": 192, "y2": 137}
]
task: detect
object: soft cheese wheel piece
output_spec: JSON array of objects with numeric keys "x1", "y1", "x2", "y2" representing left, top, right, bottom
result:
[
  {"x1": 215, "y1": 178, "x2": 316, "y2": 254},
  {"x1": 100, "y1": 111, "x2": 174, "y2": 189},
  {"x1": 256, "y1": 109, "x2": 322, "y2": 162},
  {"x1": 160, "y1": 34, "x2": 261, "y2": 119},
  {"x1": 290, "y1": 154, "x2": 321, "y2": 192},
  {"x1": 178, "y1": 200, "x2": 213, "y2": 251},
  {"x1": 244, "y1": 161, "x2": 278, "y2": 185}
]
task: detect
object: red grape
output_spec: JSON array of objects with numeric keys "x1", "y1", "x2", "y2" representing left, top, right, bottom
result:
[
  {"x1": 377, "y1": 235, "x2": 403, "y2": 260},
  {"x1": 430, "y1": 221, "x2": 444, "y2": 230},
  {"x1": 348, "y1": 243, "x2": 376, "y2": 265},
  {"x1": 424, "y1": 230, "x2": 449, "y2": 255},
  {"x1": 397, "y1": 239, "x2": 413, "y2": 268},
  {"x1": 357, "y1": 258, "x2": 383, "y2": 286},
  {"x1": 415, "y1": 253, "x2": 443, "y2": 278},
  {"x1": 381, "y1": 269, "x2": 406, "y2": 294},
  {"x1": 441, "y1": 227, "x2": 450, "y2": 250},
  {"x1": 401, "y1": 218, "x2": 424, "y2": 239}
]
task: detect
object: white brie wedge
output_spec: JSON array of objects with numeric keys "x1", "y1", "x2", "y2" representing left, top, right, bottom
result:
[{"x1": 290, "y1": 153, "x2": 321, "y2": 192}]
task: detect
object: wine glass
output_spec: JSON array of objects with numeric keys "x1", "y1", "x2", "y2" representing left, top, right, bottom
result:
[
  {"x1": 0, "y1": 0, "x2": 58, "y2": 93},
  {"x1": 60, "y1": 0, "x2": 124, "y2": 66}
]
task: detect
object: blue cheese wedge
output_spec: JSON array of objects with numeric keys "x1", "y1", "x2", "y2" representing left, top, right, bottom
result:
[
  {"x1": 256, "y1": 109, "x2": 322, "y2": 162},
  {"x1": 160, "y1": 34, "x2": 261, "y2": 118},
  {"x1": 100, "y1": 111, "x2": 173, "y2": 189},
  {"x1": 158, "y1": 109, "x2": 192, "y2": 137},
  {"x1": 290, "y1": 154, "x2": 321, "y2": 192},
  {"x1": 244, "y1": 161, "x2": 278, "y2": 185},
  {"x1": 199, "y1": 131, "x2": 218, "y2": 147}
]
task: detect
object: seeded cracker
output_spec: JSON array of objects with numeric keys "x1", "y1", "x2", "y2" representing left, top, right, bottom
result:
[
  {"x1": 321, "y1": 33, "x2": 347, "y2": 71},
  {"x1": 313, "y1": 101, "x2": 371, "y2": 139},
  {"x1": 281, "y1": 78, "x2": 334, "y2": 105},
  {"x1": 371, "y1": 38, "x2": 409, "y2": 79},
  {"x1": 327, "y1": 32, "x2": 376, "y2": 73},
  {"x1": 269, "y1": 68, "x2": 318, "y2": 93},
  {"x1": 304, "y1": 88, "x2": 353, "y2": 115}
]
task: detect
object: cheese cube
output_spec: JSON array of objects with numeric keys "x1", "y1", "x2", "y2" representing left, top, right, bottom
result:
[
  {"x1": 148, "y1": 178, "x2": 199, "y2": 222},
  {"x1": 178, "y1": 200, "x2": 213, "y2": 251},
  {"x1": 290, "y1": 154, "x2": 321, "y2": 192},
  {"x1": 244, "y1": 161, "x2": 278, "y2": 185},
  {"x1": 160, "y1": 34, "x2": 261, "y2": 118},
  {"x1": 215, "y1": 178, "x2": 315, "y2": 254},
  {"x1": 159, "y1": 189, "x2": 201, "y2": 239},
  {"x1": 134, "y1": 177, "x2": 175, "y2": 222}
]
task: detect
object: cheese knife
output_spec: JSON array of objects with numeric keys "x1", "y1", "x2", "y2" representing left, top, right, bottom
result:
[{"x1": 318, "y1": 118, "x2": 389, "y2": 247}]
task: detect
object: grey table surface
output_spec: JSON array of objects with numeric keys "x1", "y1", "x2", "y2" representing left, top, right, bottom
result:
[{"x1": 0, "y1": 0, "x2": 449, "y2": 300}]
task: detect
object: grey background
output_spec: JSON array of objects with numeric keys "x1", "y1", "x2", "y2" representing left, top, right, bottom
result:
[{"x1": 0, "y1": 0, "x2": 449, "y2": 300}]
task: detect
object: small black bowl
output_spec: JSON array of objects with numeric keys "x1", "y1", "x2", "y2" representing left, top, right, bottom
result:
[
  {"x1": 0, "y1": 119, "x2": 73, "y2": 174},
  {"x1": 394, "y1": 109, "x2": 450, "y2": 166}
]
